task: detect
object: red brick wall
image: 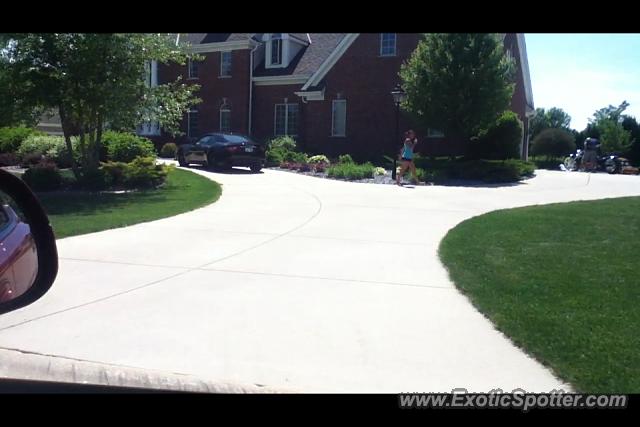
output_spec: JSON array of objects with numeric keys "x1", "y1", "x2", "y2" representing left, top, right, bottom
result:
[
  {"x1": 251, "y1": 84, "x2": 304, "y2": 144},
  {"x1": 156, "y1": 49, "x2": 251, "y2": 145}
]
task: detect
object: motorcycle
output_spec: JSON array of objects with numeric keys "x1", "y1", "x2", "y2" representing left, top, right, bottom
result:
[{"x1": 563, "y1": 138, "x2": 636, "y2": 174}]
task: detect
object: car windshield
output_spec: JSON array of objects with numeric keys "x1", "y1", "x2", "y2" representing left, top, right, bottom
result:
[{"x1": 222, "y1": 134, "x2": 251, "y2": 144}]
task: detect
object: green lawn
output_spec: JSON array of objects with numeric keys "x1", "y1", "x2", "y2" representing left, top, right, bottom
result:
[
  {"x1": 37, "y1": 168, "x2": 221, "y2": 239},
  {"x1": 438, "y1": 197, "x2": 640, "y2": 393}
]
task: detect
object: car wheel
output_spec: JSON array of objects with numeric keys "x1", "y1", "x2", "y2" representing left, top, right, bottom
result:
[
  {"x1": 177, "y1": 151, "x2": 188, "y2": 167},
  {"x1": 250, "y1": 163, "x2": 262, "y2": 173}
]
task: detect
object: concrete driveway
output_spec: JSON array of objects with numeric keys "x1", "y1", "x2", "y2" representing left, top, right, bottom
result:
[{"x1": 1, "y1": 166, "x2": 639, "y2": 392}]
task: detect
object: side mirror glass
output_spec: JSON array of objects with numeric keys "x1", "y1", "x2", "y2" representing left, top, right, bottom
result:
[{"x1": 0, "y1": 170, "x2": 57, "y2": 315}]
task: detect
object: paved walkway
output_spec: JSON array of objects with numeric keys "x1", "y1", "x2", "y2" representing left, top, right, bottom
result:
[{"x1": 1, "y1": 167, "x2": 638, "y2": 392}]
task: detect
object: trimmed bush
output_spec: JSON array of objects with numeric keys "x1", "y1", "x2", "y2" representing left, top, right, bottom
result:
[
  {"x1": 0, "y1": 126, "x2": 44, "y2": 154},
  {"x1": 327, "y1": 162, "x2": 375, "y2": 180},
  {"x1": 100, "y1": 161, "x2": 129, "y2": 188},
  {"x1": 22, "y1": 161, "x2": 62, "y2": 192},
  {"x1": 338, "y1": 154, "x2": 354, "y2": 164},
  {"x1": 374, "y1": 167, "x2": 386, "y2": 176},
  {"x1": 160, "y1": 143, "x2": 178, "y2": 159},
  {"x1": 531, "y1": 128, "x2": 576, "y2": 159},
  {"x1": 123, "y1": 156, "x2": 170, "y2": 188},
  {"x1": 103, "y1": 131, "x2": 156, "y2": 163},
  {"x1": 470, "y1": 111, "x2": 523, "y2": 160},
  {"x1": 17, "y1": 134, "x2": 75, "y2": 168},
  {"x1": 308, "y1": 154, "x2": 330, "y2": 164}
]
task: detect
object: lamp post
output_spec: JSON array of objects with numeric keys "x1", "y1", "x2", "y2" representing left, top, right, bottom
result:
[{"x1": 390, "y1": 84, "x2": 407, "y2": 181}]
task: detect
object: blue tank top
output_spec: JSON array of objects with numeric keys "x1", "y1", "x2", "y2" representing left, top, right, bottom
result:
[{"x1": 402, "y1": 141, "x2": 414, "y2": 160}]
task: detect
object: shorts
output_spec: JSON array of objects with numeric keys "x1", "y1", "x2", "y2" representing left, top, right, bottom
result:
[{"x1": 401, "y1": 158, "x2": 413, "y2": 162}]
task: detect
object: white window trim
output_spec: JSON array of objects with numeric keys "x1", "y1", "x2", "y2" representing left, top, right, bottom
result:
[
  {"x1": 187, "y1": 109, "x2": 198, "y2": 137},
  {"x1": 331, "y1": 99, "x2": 347, "y2": 137},
  {"x1": 219, "y1": 107, "x2": 231, "y2": 132},
  {"x1": 274, "y1": 103, "x2": 298, "y2": 137},
  {"x1": 379, "y1": 33, "x2": 397, "y2": 57},
  {"x1": 220, "y1": 51, "x2": 232, "y2": 78},
  {"x1": 188, "y1": 58, "x2": 199, "y2": 79},
  {"x1": 266, "y1": 34, "x2": 287, "y2": 69}
]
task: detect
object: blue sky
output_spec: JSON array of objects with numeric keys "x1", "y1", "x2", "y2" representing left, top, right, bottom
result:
[{"x1": 525, "y1": 34, "x2": 640, "y2": 130}]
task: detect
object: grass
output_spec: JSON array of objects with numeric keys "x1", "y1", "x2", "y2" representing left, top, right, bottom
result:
[
  {"x1": 37, "y1": 168, "x2": 221, "y2": 239},
  {"x1": 438, "y1": 197, "x2": 640, "y2": 393}
]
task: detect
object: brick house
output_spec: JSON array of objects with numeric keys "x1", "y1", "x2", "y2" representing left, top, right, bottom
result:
[{"x1": 146, "y1": 33, "x2": 534, "y2": 161}]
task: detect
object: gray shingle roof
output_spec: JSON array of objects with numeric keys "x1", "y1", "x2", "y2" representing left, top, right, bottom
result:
[{"x1": 253, "y1": 33, "x2": 346, "y2": 77}]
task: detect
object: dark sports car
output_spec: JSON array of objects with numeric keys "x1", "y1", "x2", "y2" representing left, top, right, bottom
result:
[{"x1": 177, "y1": 133, "x2": 265, "y2": 172}]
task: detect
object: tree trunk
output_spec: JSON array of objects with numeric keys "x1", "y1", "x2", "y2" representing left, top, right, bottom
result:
[{"x1": 58, "y1": 105, "x2": 81, "y2": 180}]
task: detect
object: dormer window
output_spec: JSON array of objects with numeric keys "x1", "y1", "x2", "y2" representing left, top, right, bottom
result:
[
  {"x1": 266, "y1": 33, "x2": 286, "y2": 68},
  {"x1": 271, "y1": 36, "x2": 282, "y2": 65}
]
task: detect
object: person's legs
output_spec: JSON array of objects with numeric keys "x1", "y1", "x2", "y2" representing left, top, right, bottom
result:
[
  {"x1": 396, "y1": 161, "x2": 409, "y2": 185},
  {"x1": 409, "y1": 161, "x2": 419, "y2": 183}
]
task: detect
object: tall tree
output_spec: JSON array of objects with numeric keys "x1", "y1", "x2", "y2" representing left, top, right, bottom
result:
[
  {"x1": 0, "y1": 33, "x2": 200, "y2": 179},
  {"x1": 528, "y1": 107, "x2": 571, "y2": 141},
  {"x1": 400, "y1": 33, "x2": 515, "y2": 145}
]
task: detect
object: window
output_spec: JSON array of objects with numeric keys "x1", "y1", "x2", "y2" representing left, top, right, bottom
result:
[
  {"x1": 220, "y1": 106, "x2": 231, "y2": 132},
  {"x1": 427, "y1": 128, "x2": 445, "y2": 138},
  {"x1": 187, "y1": 109, "x2": 198, "y2": 137},
  {"x1": 271, "y1": 35, "x2": 283, "y2": 66},
  {"x1": 380, "y1": 33, "x2": 397, "y2": 56},
  {"x1": 331, "y1": 100, "x2": 347, "y2": 137},
  {"x1": 188, "y1": 58, "x2": 199, "y2": 78},
  {"x1": 220, "y1": 51, "x2": 232, "y2": 77},
  {"x1": 274, "y1": 103, "x2": 299, "y2": 136}
]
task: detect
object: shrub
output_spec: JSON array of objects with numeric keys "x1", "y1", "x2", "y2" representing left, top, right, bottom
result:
[
  {"x1": 22, "y1": 161, "x2": 62, "y2": 192},
  {"x1": 0, "y1": 126, "x2": 44, "y2": 154},
  {"x1": 123, "y1": 156, "x2": 170, "y2": 188},
  {"x1": 77, "y1": 168, "x2": 110, "y2": 191},
  {"x1": 298, "y1": 163, "x2": 312, "y2": 172},
  {"x1": 267, "y1": 136, "x2": 297, "y2": 151},
  {"x1": 160, "y1": 143, "x2": 178, "y2": 159},
  {"x1": 531, "y1": 128, "x2": 576, "y2": 159},
  {"x1": 289, "y1": 151, "x2": 308, "y2": 163},
  {"x1": 374, "y1": 167, "x2": 386, "y2": 176},
  {"x1": 103, "y1": 131, "x2": 156, "y2": 163},
  {"x1": 17, "y1": 134, "x2": 75, "y2": 167},
  {"x1": 100, "y1": 161, "x2": 129, "y2": 188},
  {"x1": 308, "y1": 154, "x2": 330, "y2": 164},
  {"x1": 445, "y1": 159, "x2": 534, "y2": 183},
  {"x1": 0, "y1": 153, "x2": 19, "y2": 166},
  {"x1": 266, "y1": 146, "x2": 286, "y2": 166},
  {"x1": 470, "y1": 111, "x2": 523, "y2": 160},
  {"x1": 338, "y1": 154, "x2": 354, "y2": 164},
  {"x1": 313, "y1": 163, "x2": 327, "y2": 173},
  {"x1": 327, "y1": 162, "x2": 375, "y2": 180}
]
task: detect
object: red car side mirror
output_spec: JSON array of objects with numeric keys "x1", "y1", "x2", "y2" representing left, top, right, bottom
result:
[{"x1": 0, "y1": 169, "x2": 58, "y2": 315}]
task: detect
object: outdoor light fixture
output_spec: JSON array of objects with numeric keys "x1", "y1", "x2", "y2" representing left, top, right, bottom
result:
[{"x1": 391, "y1": 84, "x2": 407, "y2": 180}]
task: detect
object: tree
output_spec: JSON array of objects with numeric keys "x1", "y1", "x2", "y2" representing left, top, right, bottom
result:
[
  {"x1": 528, "y1": 107, "x2": 571, "y2": 141},
  {"x1": 400, "y1": 33, "x2": 515, "y2": 146},
  {"x1": 599, "y1": 119, "x2": 632, "y2": 154},
  {"x1": 530, "y1": 128, "x2": 576, "y2": 160},
  {"x1": 621, "y1": 115, "x2": 640, "y2": 164},
  {"x1": 0, "y1": 33, "x2": 201, "y2": 180},
  {"x1": 590, "y1": 100, "x2": 629, "y2": 125}
]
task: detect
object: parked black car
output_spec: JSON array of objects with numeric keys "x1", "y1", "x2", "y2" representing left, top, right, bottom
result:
[{"x1": 177, "y1": 133, "x2": 265, "y2": 172}]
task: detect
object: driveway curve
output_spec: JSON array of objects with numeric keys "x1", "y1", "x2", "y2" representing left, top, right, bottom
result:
[{"x1": 1, "y1": 166, "x2": 639, "y2": 392}]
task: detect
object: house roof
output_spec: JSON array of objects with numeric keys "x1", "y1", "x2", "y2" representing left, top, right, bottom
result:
[{"x1": 253, "y1": 33, "x2": 346, "y2": 78}]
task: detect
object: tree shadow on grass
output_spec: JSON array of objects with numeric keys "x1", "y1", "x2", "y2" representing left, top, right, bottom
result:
[{"x1": 37, "y1": 189, "x2": 170, "y2": 217}]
